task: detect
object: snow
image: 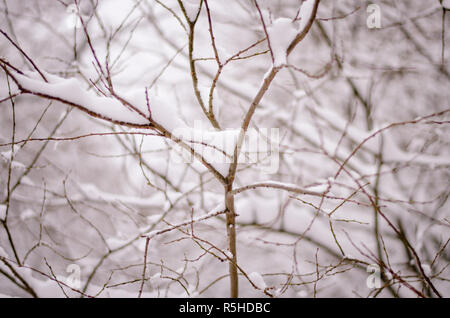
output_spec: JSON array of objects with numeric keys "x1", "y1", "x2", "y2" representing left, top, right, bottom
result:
[
  {"x1": 64, "y1": 4, "x2": 82, "y2": 29},
  {"x1": 11, "y1": 71, "x2": 150, "y2": 126},
  {"x1": 171, "y1": 123, "x2": 280, "y2": 176},
  {"x1": 443, "y1": 0, "x2": 450, "y2": 9},
  {"x1": 0, "y1": 204, "x2": 6, "y2": 220},
  {"x1": 171, "y1": 124, "x2": 239, "y2": 176},
  {"x1": 285, "y1": 103, "x2": 450, "y2": 173},
  {"x1": 146, "y1": 214, "x2": 163, "y2": 224},
  {"x1": 122, "y1": 88, "x2": 186, "y2": 131},
  {"x1": 9, "y1": 69, "x2": 187, "y2": 132},
  {"x1": 1, "y1": 0, "x2": 449, "y2": 299},
  {"x1": 0, "y1": 145, "x2": 19, "y2": 161},
  {"x1": 248, "y1": 272, "x2": 266, "y2": 290},
  {"x1": 0, "y1": 146, "x2": 22, "y2": 170},
  {"x1": 343, "y1": 254, "x2": 355, "y2": 260},
  {"x1": 208, "y1": 202, "x2": 226, "y2": 215},
  {"x1": 305, "y1": 183, "x2": 329, "y2": 193},
  {"x1": 106, "y1": 236, "x2": 132, "y2": 250},
  {"x1": 257, "y1": 180, "x2": 300, "y2": 189},
  {"x1": 293, "y1": 89, "x2": 307, "y2": 99},
  {"x1": 11, "y1": 161, "x2": 26, "y2": 170},
  {"x1": 267, "y1": 18, "x2": 299, "y2": 67},
  {"x1": 298, "y1": 0, "x2": 316, "y2": 32},
  {"x1": 151, "y1": 272, "x2": 161, "y2": 280},
  {"x1": 20, "y1": 209, "x2": 36, "y2": 221},
  {"x1": 422, "y1": 264, "x2": 431, "y2": 276},
  {"x1": 235, "y1": 180, "x2": 327, "y2": 195}
]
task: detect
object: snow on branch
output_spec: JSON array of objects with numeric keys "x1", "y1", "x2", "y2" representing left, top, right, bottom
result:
[
  {"x1": 230, "y1": 180, "x2": 329, "y2": 196},
  {"x1": 4, "y1": 69, "x2": 151, "y2": 128},
  {"x1": 267, "y1": 18, "x2": 300, "y2": 67}
]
